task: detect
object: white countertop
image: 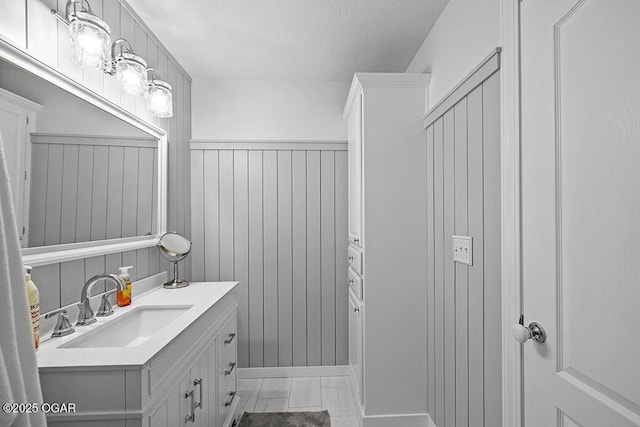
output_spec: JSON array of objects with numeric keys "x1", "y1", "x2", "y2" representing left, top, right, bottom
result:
[{"x1": 37, "y1": 281, "x2": 238, "y2": 370}]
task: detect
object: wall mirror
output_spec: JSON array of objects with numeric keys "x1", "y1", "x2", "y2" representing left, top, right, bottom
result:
[{"x1": 0, "y1": 39, "x2": 167, "y2": 267}]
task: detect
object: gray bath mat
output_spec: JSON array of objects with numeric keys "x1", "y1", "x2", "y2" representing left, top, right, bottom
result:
[{"x1": 238, "y1": 410, "x2": 331, "y2": 427}]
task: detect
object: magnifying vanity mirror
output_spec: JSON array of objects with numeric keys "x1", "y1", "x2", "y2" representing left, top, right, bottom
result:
[
  {"x1": 0, "y1": 39, "x2": 167, "y2": 268},
  {"x1": 158, "y1": 232, "x2": 191, "y2": 289}
]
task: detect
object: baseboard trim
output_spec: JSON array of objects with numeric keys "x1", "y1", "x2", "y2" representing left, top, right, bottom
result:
[
  {"x1": 362, "y1": 413, "x2": 431, "y2": 427},
  {"x1": 345, "y1": 373, "x2": 431, "y2": 427},
  {"x1": 237, "y1": 365, "x2": 350, "y2": 379}
]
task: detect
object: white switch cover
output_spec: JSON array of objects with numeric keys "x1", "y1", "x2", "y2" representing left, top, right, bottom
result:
[{"x1": 452, "y1": 235, "x2": 472, "y2": 265}]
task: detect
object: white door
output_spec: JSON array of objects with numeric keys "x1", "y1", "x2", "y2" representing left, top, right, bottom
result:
[{"x1": 520, "y1": 0, "x2": 640, "y2": 426}]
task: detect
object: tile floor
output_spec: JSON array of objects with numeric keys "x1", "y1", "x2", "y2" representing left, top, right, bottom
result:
[{"x1": 237, "y1": 376, "x2": 359, "y2": 427}]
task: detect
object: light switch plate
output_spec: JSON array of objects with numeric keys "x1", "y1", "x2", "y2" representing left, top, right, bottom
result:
[{"x1": 452, "y1": 235, "x2": 472, "y2": 265}]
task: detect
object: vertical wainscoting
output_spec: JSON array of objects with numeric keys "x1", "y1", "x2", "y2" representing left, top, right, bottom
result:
[
  {"x1": 28, "y1": 134, "x2": 158, "y2": 247},
  {"x1": 424, "y1": 51, "x2": 501, "y2": 427},
  {"x1": 190, "y1": 142, "x2": 348, "y2": 369}
]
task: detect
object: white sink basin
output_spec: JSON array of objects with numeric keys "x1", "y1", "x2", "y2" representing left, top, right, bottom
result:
[{"x1": 60, "y1": 305, "x2": 192, "y2": 349}]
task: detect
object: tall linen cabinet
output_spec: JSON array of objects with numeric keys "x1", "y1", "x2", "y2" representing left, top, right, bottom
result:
[{"x1": 344, "y1": 73, "x2": 430, "y2": 426}]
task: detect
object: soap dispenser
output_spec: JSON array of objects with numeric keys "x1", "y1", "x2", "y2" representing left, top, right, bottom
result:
[
  {"x1": 24, "y1": 265, "x2": 40, "y2": 350},
  {"x1": 117, "y1": 266, "x2": 133, "y2": 307}
]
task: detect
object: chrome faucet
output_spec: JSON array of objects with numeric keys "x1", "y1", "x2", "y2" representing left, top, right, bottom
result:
[{"x1": 77, "y1": 274, "x2": 127, "y2": 326}]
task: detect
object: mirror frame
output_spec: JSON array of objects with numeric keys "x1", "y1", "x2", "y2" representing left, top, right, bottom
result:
[{"x1": 0, "y1": 38, "x2": 168, "y2": 267}]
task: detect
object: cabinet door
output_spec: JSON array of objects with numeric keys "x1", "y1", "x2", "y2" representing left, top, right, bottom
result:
[
  {"x1": 148, "y1": 369, "x2": 190, "y2": 427},
  {"x1": 202, "y1": 341, "x2": 218, "y2": 427},
  {"x1": 149, "y1": 342, "x2": 216, "y2": 427},
  {"x1": 348, "y1": 290, "x2": 363, "y2": 405},
  {"x1": 191, "y1": 341, "x2": 216, "y2": 427},
  {"x1": 0, "y1": 96, "x2": 36, "y2": 246},
  {"x1": 148, "y1": 399, "x2": 168, "y2": 427},
  {"x1": 347, "y1": 92, "x2": 363, "y2": 248}
]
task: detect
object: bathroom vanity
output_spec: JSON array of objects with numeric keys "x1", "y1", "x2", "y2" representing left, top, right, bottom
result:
[{"x1": 37, "y1": 281, "x2": 239, "y2": 427}]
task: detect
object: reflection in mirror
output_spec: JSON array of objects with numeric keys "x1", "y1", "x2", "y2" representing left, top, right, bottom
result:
[{"x1": 0, "y1": 57, "x2": 158, "y2": 249}]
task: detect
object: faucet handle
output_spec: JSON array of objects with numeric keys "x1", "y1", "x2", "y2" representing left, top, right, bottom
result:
[
  {"x1": 76, "y1": 299, "x2": 97, "y2": 326},
  {"x1": 96, "y1": 289, "x2": 117, "y2": 317},
  {"x1": 44, "y1": 309, "x2": 75, "y2": 337}
]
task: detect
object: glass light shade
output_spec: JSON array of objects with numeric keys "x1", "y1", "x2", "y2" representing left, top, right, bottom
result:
[
  {"x1": 69, "y1": 11, "x2": 111, "y2": 70},
  {"x1": 115, "y1": 53, "x2": 148, "y2": 96},
  {"x1": 148, "y1": 80, "x2": 173, "y2": 118}
]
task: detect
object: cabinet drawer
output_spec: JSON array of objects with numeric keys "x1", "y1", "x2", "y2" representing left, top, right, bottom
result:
[
  {"x1": 218, "y1": 312, "x2": 237, "y2": 361},
  {"x1": 348, "y1": 267, "x2": 363, "y2": 300},
  {"x1": 348, "y1": 246, "x2": 363, "y2": 275},
  {"x1": 218, "y1": 387, "x2": 236, "y2": 427},
  {"x1": 218, "y1": 352, "x2": 237, "y2": 427}
]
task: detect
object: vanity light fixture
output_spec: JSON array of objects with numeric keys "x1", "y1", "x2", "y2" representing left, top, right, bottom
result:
[
  {"x1": 146, "y1": 68, "x2": 173, "y2": 118},
  {"x1": 52, "y1": 0, "x2": 111, "y2": 71},
  {"x1": 51, "y1": 2, "x2": 174, "y2": 118},
  {"x1": 107, "y1": 39, "x2": 148, "y2": 97}
]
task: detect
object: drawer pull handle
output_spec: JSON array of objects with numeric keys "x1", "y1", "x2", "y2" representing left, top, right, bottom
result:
[
  {"x1": 193, "y1": 378, "x2": 203, "y2": 409},
  {"x1": 224, "y1": 391, "x2": 237, "y2": 407},
  {"x1": 225, "y1": 333, "x2": 236, "y2": 344},
  {"x1": 348, "y1": 278, "x2": 354, "y2": 284},
  {"x1": 184, "y1": 390, "x2": 195, "y2": 423},
  {"x1": 354, "y1": 237, "x2": 360, "y2": 243},
  {"x1": 348, "y1": 255, "x2": 354, "y2": 261},
  {"x1": 354, "y1": 307, "x2": 360, "y2": 313},
  {"x1": 225, "y1": 362, "x2": 237, "y2": 376}
]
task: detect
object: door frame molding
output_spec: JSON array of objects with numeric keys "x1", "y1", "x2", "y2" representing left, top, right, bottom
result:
[{"x1": 500, "y1": 0, "x2": 523, "y2": 426}]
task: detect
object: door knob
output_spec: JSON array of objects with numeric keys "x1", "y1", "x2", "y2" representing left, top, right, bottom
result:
[{"x1": 512, "y1": 321, "x2": 546, "y2": 344}]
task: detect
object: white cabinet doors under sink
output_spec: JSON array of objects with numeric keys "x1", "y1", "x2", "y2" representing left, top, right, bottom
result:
[
  {"x1": 148, "y1": 311, "x2": 238, "y2": 427},
  {"x1": 149, "y1": 368, "x2": 190, "y2": 426},
  {"x1": 149, "y1": 340, "x2": 217, "y2": 427}
]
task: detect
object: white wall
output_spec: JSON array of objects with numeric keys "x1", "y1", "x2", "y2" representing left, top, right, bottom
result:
[
  {"x1": 405, "y1": 0, "x2": 501, "y2": 109},
  {"x1": 191, "y1": 79, "x2": 349, "y2": 141}
]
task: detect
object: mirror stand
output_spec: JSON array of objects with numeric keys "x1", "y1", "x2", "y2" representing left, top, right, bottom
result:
[{"x1": 164, "y1": 260, "x2": 189, "y2": 289}]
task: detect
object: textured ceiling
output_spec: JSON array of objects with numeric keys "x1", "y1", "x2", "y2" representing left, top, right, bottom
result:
[{"x1": 126, "y1": 0, "x2": 449, "y2": 81}]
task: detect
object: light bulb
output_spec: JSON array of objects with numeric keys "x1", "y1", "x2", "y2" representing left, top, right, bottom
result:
[
  {"x1": 115, "y1": 53, "x2": 148, "y2": 97},
  {"x1": 69, "y1": 11, "x2": 111, "y2": 70},
  {"x1": 77, "y1": 31, "x2": 103, "y2": 55},
  {"x1": 148, "y1": 80, "x2": 173, "y2": 118},
  {"x1": 120, "y1": 69, "x2": 142, "y2": 93},
  {"x1": 149, "y1": 91, "x2": 166, "y2": 110}
]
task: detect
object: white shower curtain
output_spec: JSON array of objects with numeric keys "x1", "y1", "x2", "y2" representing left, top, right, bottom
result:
[{"x1": 0, "y1": 131, "x2": 46, "y2": 427}]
